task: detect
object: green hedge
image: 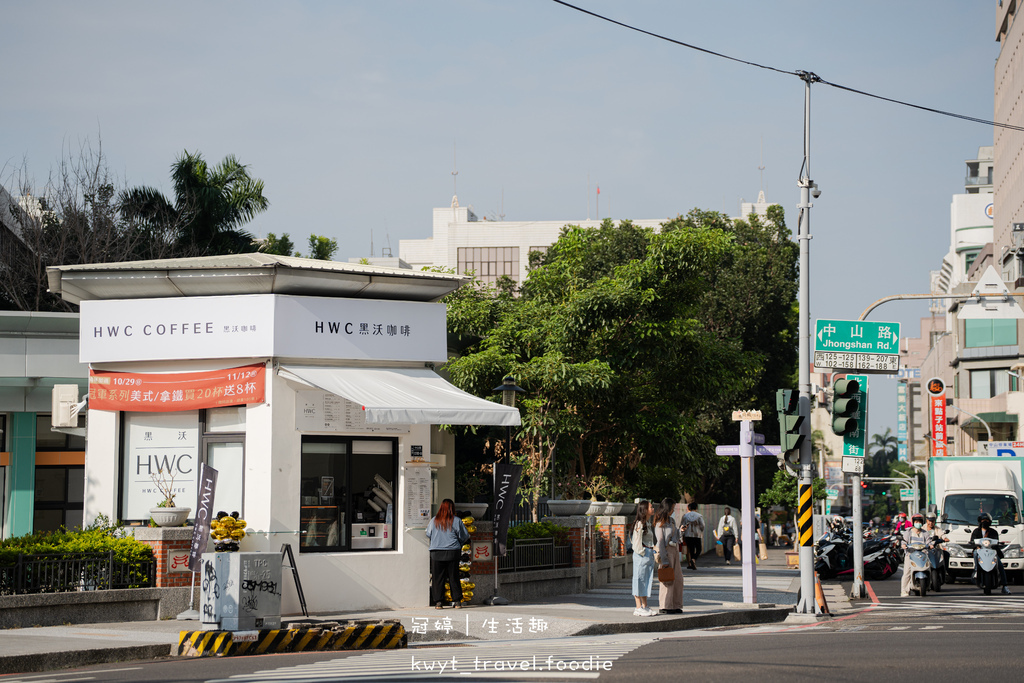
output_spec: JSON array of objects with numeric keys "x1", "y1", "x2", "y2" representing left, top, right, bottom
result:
[
  {"x1": 0, "y1": 515, "x2": 153, "y2": 567},
  {"x1": 507, "y1": 521, "x2": 569, "y2": 545}
]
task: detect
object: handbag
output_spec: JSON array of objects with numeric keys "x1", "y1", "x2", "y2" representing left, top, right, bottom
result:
[{"x1": 658, "y1": 565, "x2": 675, "y2": 584}]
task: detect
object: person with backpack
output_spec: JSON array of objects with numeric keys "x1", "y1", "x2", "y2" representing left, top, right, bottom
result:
[
  {"x1": 716, "y1": 507, "x2": 739, "y2": 565},
  {"x1": 681, "y1": 502, "x2": 705, "y2": 570}
]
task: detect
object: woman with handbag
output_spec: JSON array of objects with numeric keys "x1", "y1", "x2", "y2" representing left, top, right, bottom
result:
[
  {"x1": 630, "y1": 500, "x2": 657, "y2": 616},
  {"x1": 425, "y1": 499, "x2": 471, "y2": 609},
  {"x1": 654, "y1": 498, "x2": 684, "y2": 614}
]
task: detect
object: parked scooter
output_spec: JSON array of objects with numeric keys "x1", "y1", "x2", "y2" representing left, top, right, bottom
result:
[{"x1": 972, "y1": 536, "x2": 1005, "y2": 595}]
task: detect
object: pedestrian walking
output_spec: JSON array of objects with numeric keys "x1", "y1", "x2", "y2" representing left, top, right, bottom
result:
[
  {"x1": 425, "y1": 499, "x2": 471, "y2": 608},
  {"x1": 681, "y1": 502, "x2": 705, "y2": 570},
  {"x1": 654, "y1": 498, "x2": 684, "y2": 613},
  {"x1": 716, "y1": 506, "x2": 739, "y2": 565},
  {"x1": 631, "y1": 500, "x2": 657, "y2": 616}
]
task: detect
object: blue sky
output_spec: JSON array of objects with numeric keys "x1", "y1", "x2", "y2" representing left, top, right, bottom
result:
[{"x1": 1, "y1": 1, "x2": 1003, "y2": 435}]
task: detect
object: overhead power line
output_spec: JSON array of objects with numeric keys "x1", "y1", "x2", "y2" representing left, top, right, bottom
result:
[{"x1": 551, "y1": 0, "x2": 1024, "y2": 134}]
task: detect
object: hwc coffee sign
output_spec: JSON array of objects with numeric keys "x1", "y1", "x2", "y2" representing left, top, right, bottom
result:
[{"x1": 121, "y1": 412, "x2": 199, "y2": 520}]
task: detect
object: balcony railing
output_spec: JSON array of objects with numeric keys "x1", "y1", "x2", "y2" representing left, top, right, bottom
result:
[{"x1": 0, "y1": 552, "x2": 156, "y2": 595}]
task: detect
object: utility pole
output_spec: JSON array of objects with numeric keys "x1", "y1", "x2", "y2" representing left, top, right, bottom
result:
[{"x1": 795, "y1": 70, "x2": 820, "y2": 614}]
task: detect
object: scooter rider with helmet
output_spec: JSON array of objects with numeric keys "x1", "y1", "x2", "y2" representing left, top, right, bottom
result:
[
  {"x1": 900, "y1": 514, "x2": 931, "y2": 597},
  {"x1": 970, "y1": 513, "x2": 1011, "y2": 595}
]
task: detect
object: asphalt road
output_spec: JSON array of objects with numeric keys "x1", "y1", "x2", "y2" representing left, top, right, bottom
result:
[{"x1": 5, "y1": 569, "x2": 1021, "y2": 683}]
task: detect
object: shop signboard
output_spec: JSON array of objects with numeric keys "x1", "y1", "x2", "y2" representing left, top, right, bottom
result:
[
  {"x1": 90, "y1": 364, "x2": 265, "y2": 412},
  {"x1": 79, "y1": 294, "x2": 448, "y2": 364},
  {"x1": 927, "y1": 377, "x2": 947, "y2": 457}
]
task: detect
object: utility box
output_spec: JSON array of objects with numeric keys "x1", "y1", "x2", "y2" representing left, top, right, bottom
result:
[{"x1": 200, "y1": 552, "x2": 283, "y2": 631}]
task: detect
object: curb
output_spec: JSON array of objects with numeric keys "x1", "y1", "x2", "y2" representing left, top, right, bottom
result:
[
  {"x1": 177, "y1": 620, "x2": 407, "y2": 657},
  {"x1": 0, "y1": 643, "x2": 173, "y2": 675},
  {"x1": 571, "y1": 607, "x2": 793, "y2": 637}
]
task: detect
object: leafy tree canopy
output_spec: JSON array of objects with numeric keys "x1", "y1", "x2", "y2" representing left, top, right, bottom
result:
[{"x1": 444, "y1": 208, "x2": 798, "y2": 503}]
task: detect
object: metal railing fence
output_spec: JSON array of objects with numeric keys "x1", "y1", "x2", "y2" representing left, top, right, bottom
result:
[
  {"x1": 0, "y1": 552, "x2": 156, "y2": 595},
  {"x1": 497, "y1": 537, "x2": 572, "y2": 573}
]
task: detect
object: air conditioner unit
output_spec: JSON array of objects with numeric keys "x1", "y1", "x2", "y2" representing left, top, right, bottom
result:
[
  {"x1": 51, "y1": 384, "x2": 79, "y2": 428},
  {"x1": 1013, "y1": 222, "x2": 1024, "y2": 251}
]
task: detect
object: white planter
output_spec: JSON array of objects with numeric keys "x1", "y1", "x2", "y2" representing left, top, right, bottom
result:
[
  {"x1": 455, "y1": 502, "x2": 489, "y2": 519},
  {"x1": 587, "y1": 501, "x2": 610, "y2": 516},
  {"x1": 604, "y1": 502, "x2": 624, "y2": 515},
  {"x1": 150, "y1": 506, "x2": 191, "y2": 527},
  {"x1": 619, "y1": 503, "x2": 637, "y2": 516},
  {"x1": 547, "y1": 500, "x2": 590, "y2": 516}
]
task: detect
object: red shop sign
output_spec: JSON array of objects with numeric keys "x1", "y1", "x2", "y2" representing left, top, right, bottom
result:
[{"x1": 89, "y1": 364, "x2": 265, "y2": 412}]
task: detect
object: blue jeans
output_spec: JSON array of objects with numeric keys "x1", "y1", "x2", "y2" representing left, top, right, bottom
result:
[{"x1": 632, "y1": 546, "x2": 655, "y2": 597}]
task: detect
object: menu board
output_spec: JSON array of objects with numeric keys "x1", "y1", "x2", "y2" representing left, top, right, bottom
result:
[
  {"x1": 295, "y1": 390, "x2": 408, "y2": 433},
  {"x1": 404, "y1": 462, "x2": 432, "y2": 529}
]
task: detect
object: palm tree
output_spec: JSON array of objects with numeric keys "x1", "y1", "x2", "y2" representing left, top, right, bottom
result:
[
  {"x1": 866, "y1": 427, "x2": 899, "y2": 477},
  {"x1": 119, "y1": 151, "x2": 269, "y2": 257}
]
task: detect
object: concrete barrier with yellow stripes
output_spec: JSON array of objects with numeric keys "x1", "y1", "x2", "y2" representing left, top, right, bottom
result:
[{"x1": 177, "y1": 620, "x2": 406, "y2": 657}]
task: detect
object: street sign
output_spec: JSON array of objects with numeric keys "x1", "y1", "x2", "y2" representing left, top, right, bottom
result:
[
  {"x1": 826, "y1": 488, "x2": 839, "y2": 500},
  {"x1": 816, "y1": 319, "x2": 900, "y2": 354},
  {"x1": 814, "y1": 319, "x2": 901, "y2": 373},
  {"x1": 715, "y1": 444, "x2": 781, "y2": 456},
  {"x1": 899, "y1": 488, "x2": 915, "y2": 501},
  {"x1": 841, "y1": 456, "x2": 864, "y2": 474},
  {"x1": 732, "y1": 410, "x2": 762, "y2": 421}
]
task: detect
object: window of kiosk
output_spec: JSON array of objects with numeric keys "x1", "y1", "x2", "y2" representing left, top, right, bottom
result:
[
  {"x1": 300, "y1": 436, "x2": 397, "y2": 553},
  {"x1": 119, "y1": 408, "x2": 245, "y2": 524}
]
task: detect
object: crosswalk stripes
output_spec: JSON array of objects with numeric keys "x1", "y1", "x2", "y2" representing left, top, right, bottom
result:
[
  {"x1": 210, "y1": 635, "x2": 657, "y2": 682},
  {"x1": 870, "y1": 596, "x2": 1024, "y2": 612}
]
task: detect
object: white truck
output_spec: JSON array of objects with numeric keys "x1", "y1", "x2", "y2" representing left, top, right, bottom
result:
[{"x1": 930, "y1": 452, "x2": 1024, "y2": 584}]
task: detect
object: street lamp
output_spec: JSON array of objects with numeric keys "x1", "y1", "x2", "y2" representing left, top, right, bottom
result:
[{"x1": 492, "y1": 376, "x2": 525, "y2": 458}]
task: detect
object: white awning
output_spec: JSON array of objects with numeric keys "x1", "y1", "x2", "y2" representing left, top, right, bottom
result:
[{"x1": 278, "y1": 365, "x2": 521, "y2": 427}]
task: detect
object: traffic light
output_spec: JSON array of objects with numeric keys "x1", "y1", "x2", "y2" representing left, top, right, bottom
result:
[
  {"x1": 831, "y1": 377, "x2": 861, "y2": 436},
  {"x1": 776, "y1": 389, "x2": 804, "y2": 465}
]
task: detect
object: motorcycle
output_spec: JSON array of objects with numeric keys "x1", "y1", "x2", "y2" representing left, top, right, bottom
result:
[
  {"x1": 905, "y1": 541, "x2": 933, "y2": 597},
  {"x1": 928, "y1": 538, "x2": 947, "y2": 591},
  {"x1": 814, "y1": 528, "x2": 851, "y2": 579},
  {"x1": 814, "y1": 527, "x2": 899, "y2": 580},
  {"x1": 971, "y1": 537, "x2": 1004, "y2": 595}
]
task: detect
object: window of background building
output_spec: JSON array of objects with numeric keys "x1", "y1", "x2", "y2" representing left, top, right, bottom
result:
[
  {"x1": 35, "y1": 414, "x2": 86, "y2": 450},
  {"x1": 964, "y1": 319, "x2": 1018, "y2": 348},
  {"x1": 457, "y1": 247, "x2": 519, "y2": 284},
  {"x1": 34, "y1": 465, "x2": 84, "y2": 531},
  {"x1": 969, "y1": 368, "x2": 1013, "y2": 399},
  {"x1": 299, "y1": 436, "x2": 397, "y2": 553},
  {"x1": 964, "y1": 249, "x2": 981, "y2": 274}
]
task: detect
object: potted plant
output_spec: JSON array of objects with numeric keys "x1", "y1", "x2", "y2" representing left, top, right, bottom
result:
[
  {"x1": 548, "y1": 473, "x2": 591, "y2": 516},
  {"x1": 148, "y1": 469, "x2": 191, "y2": 527},
  {"x1": 583, "y1": 475, "x2": 612, "y2": 515},
  {"x1": 455, "y1": 463, "x2": 490, "y2": 519}
]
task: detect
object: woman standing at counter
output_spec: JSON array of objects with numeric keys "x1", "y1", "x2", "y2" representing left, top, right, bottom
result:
[{"x1": 425, "y1": 499, "x2": 471, "y2": 608}]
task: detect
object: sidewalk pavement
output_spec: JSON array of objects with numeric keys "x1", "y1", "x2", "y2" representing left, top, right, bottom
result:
[{"x1": 0, "y1": 547, "x2": 839, "y2": 675}]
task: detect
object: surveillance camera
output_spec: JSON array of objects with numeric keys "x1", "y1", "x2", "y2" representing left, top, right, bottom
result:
[{"x1": 811, "y1": 187, "x2": 821, "y2": 198}]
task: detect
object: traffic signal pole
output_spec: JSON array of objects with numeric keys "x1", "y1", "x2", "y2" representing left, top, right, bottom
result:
[{"x1": 795, "y1": 71, "x2": 819, "y2": 615}]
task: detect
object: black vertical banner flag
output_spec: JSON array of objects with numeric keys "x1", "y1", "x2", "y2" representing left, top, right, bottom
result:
[
  {"x1": 492, "y1": 462, "x2": 522, "y2": 557},
  {"x1": 188, "y1": 463, "x2": 218, "y2": 572}
]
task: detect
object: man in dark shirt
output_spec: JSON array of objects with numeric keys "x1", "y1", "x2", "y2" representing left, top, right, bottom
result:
[{"x1": 970, "y1": 514, "x2": 1010, "y2": 594}]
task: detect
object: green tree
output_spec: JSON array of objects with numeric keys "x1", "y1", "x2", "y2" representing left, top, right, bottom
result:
[
  {"x1": 119, "y1": 150, "x2": 269, "y2": 257},
  {"x1": 866, "y1": 427, "x2": 898, "y2": 477},
  {"x1": 444, "y1": 210, "x2": 799, "y2": 502},
  {"x1": 758, "y1": 469, "x2": 829, "y2": 509},
  {"x1": 259, "y1": 232, "x2": 297, "y2": 256},
  {"x1": 306, "y1": 234, "x2": 338, "y2": 260}
]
